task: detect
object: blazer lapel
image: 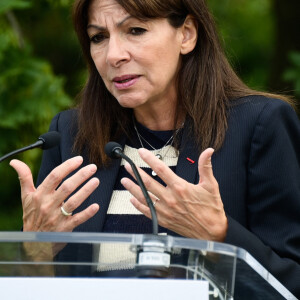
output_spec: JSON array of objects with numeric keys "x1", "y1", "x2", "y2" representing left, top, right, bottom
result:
[{"x1": 176, "y1": 120, "x2": 200, "y2": 184}]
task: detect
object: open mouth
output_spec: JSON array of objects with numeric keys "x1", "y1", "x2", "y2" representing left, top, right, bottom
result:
[
  {"x1": 113, "y1": 75, "x2": 140, "y2": 89},
  {"x1": 116, "y1": 78, "x2": 134, "y2": 83},
  {"x1": 113, "y1": 75, "x2": 140, "y2": 83}
]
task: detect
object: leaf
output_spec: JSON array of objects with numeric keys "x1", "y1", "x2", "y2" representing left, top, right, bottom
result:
[
  {"x1": 283, "y1": 52, "x2": 300, "y2": 96},
  {"x1": 0, "y1": 0, "x2": 31, "y2": 14},
  {"x1": 288, "y1": 52, "x2": 300, "y2": 68}
]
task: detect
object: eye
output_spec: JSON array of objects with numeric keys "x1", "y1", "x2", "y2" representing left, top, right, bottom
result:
[
  {"x1": 129, "y1": 27, "x2": 147, "y2": 36},
  {"x1": 90, "y1": 33, "x2": 105, "y2": 44}
]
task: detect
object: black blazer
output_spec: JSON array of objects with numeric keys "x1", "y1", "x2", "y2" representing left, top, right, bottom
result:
[{"x1": 37, "y1": 95, "x2": 300, "y2": 297}]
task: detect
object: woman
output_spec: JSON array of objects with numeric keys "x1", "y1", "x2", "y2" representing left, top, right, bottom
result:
[{"x1": 10, "y1": 0, "x2": 300, "y2": 297}]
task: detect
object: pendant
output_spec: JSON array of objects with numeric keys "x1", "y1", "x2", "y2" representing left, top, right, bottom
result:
[
  {"x1": 155, "y1": 153, "x2": 162, "y2": 160},
  {"x1": 152, "y1": 153, "x2": 163, "y2": 176},
  {"x1": 153, "y1": 154, "x2": 161, "y2": 176}
]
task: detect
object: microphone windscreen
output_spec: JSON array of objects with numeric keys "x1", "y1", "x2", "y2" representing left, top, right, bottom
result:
[
  {"x1": 105, "y1": 142, "x2": 123, "y2": 159},
  {"x1": 38, "y1": 131, "x2": 61, "y2": 150}
]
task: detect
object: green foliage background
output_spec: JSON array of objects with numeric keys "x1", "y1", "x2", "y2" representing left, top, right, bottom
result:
[{"x1": 0, "y1": 0, "x2": 299, "y2": 230}]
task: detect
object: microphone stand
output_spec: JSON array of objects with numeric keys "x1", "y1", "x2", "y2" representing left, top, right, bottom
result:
[
  {"x1": 0, "y1": 132, "x2": 60, "y2": 163},
  {"x1": 0, "y1": 141, "x2": 44, "y2": 163},
  {"x1": 106, "y1": 142, "x2": 171, "y2": 278},
  {"x1": 113, "y1": 148, "x2": 158, "y2": 235}
]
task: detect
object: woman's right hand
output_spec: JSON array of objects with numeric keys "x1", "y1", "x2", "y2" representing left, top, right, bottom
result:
[{"x1": 10, "y1": 156, "x2": 100, "y2": 232}]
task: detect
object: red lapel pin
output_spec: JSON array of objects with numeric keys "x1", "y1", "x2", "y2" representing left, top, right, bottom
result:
[{"x1": 186, "y1": 157, "x2": 195, "y2": 164}]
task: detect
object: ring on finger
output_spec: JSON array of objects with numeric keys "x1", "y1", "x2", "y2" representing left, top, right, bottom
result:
[{"x1": 60, "y1": 205, "x2": 72, "y2": 216}]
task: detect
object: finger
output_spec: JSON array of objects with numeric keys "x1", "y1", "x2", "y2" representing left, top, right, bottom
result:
[
  {"x1": 130, "y1": 197, "x2": 152, "y2": 219},
  {"x1": 123, "y1": 161, "x2": 166, "y2": 200},
  {"x1": 54, "y1": 164, "x2": 98, "y2": 205},
  {"x1": 37, "y1": 156, "x2": 84, "y2": 194},
  {"x1": 62, "y1": 177, "x2": 100, "y2": 213},
  {"x1": 137, "y1": 148, "x2": 179, "y2": 186},
  {"x1": 9, "y1": 159, "x2": 36, "y2": 200},
  {"x1": 198, "y1": 148, "x2": 218, "y2": 193},
  {"x1": 121, "y1": 177, "x2": 159, "y2": 208},
  {"x1": 66, "y1": 203, "x2": 100, "y2": 231}
]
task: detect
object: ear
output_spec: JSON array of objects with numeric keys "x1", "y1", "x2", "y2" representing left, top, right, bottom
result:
[{"x1": 180, "y1": 15, "x2": 198, "y2": 55}]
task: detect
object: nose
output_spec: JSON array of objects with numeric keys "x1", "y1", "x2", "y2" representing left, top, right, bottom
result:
[{"x1": 106, "y1": 35, "x2": 130, "y2": 68}]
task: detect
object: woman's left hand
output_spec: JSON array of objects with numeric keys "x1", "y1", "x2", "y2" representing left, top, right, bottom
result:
[{"x1": 121, "y1": 148, "x2": 228, "y2": 242}]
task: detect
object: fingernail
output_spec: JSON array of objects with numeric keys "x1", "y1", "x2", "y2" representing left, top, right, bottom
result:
[
  {"x1": 120, "y1": 178, "x2": 128, "y2": 187},
  {"x1": 138, "y1": 148, "x2": 147, "y2": 157},
  {"x1": 90, "y1": 177, "x2": 99, "y2": 186},
  {"x1": 91, "y1": 204, "x2": 100, "y2": 213},
  {"x1": 74, "y1": 156, "x2": 83, "y2": 162},
  {"x1": 89, "y1": 164, "x2": 97, "y2": 172}
]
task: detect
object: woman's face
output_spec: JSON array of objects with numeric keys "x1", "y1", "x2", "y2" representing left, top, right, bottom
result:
[{"x1": 87, "y1": 0, "x2": 185, "y2": 111}]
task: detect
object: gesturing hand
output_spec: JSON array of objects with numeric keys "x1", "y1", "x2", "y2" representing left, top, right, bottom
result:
[
  {"x1": 10, "y1": 156, "x2": 100, "y2": 232},
  {"x1": 121, "y1": 148, "x2": 228, "y2": 242}
]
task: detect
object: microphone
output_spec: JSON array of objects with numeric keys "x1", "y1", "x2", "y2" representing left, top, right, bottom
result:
[
  {"x1": 104, "y1": 142, "x2": 124, "y2": 159},
  {"x1": 0, "y1": 131, "x2": 61, "y2": 163},
  {"x1": 105, "y1": 142, "x2": 158, "y2": 235}
]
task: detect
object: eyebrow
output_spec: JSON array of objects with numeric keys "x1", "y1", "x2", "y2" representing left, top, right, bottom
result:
[{"x1": 87, "y1": 15, "x2": 133, "y2": 31}]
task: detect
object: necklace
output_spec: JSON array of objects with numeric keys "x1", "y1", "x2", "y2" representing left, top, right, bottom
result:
[{"x1": 133, "y1": 120, "x2": 182, "y2": 176}]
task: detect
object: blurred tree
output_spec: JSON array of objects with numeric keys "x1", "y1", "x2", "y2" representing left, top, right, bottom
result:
[
  {"x1": 0, "y1": 0, "x2": 72, "y2": 229},
  {"x1": 283, "y1": 52, "x2": 300, "y2": 98},
  {"x1": 208, "y1": 0, "x2": 274, "y2": 90},
  {"x1": 209, "y1": 0, "x2": 300, "y2": 105},
  {"x1": 15, "y1": 0, "x2": 86, "y2": 98},
  {"x1": 269, "y1": 0, "x2": 300, "y2": 95}
]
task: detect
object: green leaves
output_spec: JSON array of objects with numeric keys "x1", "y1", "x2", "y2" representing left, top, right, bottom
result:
[
  {"x1": 0, "y1": 12, "x2": 71, "y2": 150},
  {"x1": 0, "y1": 0, "x2": 31, "y2": 14},
  {"x1": 0, "y1": 2, "x2": 72, "y2": 220},
  {"x1": 45, "y1": 0, "x2": 74, "y2": 7},
  {"x1": 208, "y1": 0, "x2": 274, "y2": 89},
  {"x1": 283, "y1": 52, "x2": 300, "y2": 96},
  {"x1": 0, "y1": 44, "x2": 71, "y2": 131}
]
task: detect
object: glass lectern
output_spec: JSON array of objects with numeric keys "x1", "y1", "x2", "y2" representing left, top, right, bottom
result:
[{"x1": 0, "y1": 232, "x2": 296, "y2": 300}]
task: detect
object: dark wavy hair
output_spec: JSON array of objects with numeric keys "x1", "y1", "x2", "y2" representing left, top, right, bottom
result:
[{"x1": 72, "y1": 0, "x2": 291, "y2": 166}]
